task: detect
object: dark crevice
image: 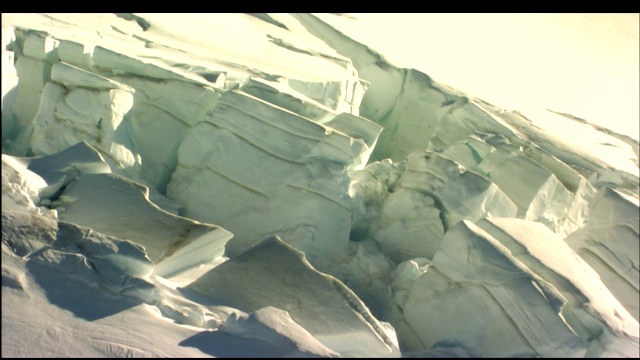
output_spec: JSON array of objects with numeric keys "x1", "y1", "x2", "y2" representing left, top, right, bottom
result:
[
  {"x1": 114, "y1": 13, "x2": 150, "y2": 31},
  {"x1": 246, "y1": 13, "x2": 288, "y2": 31}
]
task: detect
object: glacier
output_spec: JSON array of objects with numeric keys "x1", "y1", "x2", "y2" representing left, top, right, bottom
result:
[{"x1": 1, "y1": 13, "x2": 639, "y2": 358}]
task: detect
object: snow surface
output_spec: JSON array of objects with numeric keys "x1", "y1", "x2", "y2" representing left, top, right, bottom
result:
[{"x1": 2, "y1": 13, "x2": 639, "y2": 358}]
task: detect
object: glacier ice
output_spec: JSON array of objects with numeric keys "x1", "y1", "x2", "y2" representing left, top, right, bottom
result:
[
  {"x1": 184, "y1": 236, "x2": 400, "y2": 357},
  {"x1": 396, "y1": 219, "x2": 638, "y2": 357},
  {"x1": 166, "y1": 89, "x2": 380, "y2": 270},
  {"x1": 219, "y1": 306, "x2": 340, "y2": 358},
  {"x1": 53, "y1": 172, "x2": 233, "y2": 278},
  {"x1": 565, "y1": 186, "x2": 640, "y2": 322},
  {"x1": 2, "y1": 13, "x2": 639, "y2": 358}
]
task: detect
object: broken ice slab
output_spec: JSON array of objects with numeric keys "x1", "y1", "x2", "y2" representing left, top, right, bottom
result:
[
  {"x1": 56, "y1": 39, "x2": 94, "y2": 70},
  {"x1": 26, "y1": 63, "x2": 138, "y2": 176},
  {"x1": 441, "y1": 132, "x2": 589, "y2": 193},
  {"x1": 183, "y1": 236, "x2": 400, "y2": 358},
  {"x1": 475, "y1": 147, "x2": 575, "y2": 231},
  {"x1": 219, "y1": 306, "x2": 340, "y2": 357},
  {"x1": 240, "y1": 77, "x2": 335, "y2": 122},
  {"x1": 26, "y1": 141, "x2": 111, "y2": 200},
  {"x1": 399, "y1": 151, "x2": 518, "y2": 225},
  {"x1": 441, "y1": 133, "x2": 596, "y2": 236},
  {"x1": 203, "y1": 90, "x2": 368, "y2": 167},
  {"x1": 27, "y1": 69, "x2": 132, "y2": 145},
  {"x1": 167, "y1": 90, "x2": 377, "y2": 267},
  {"x1": 105, "y1": 75, "x2": 220, "y2": 192},
  {"x1": 287, "y1": 76, "x2": 367, "y2": 116},
  {"x1": 397, "y1": 220, "x2": 587, "y2": 357},
  {"x1": 361, "y1": 151, "x2": 517, "y2": 261},
  {"x1": 565, "y1": 186, "x2": 640, "y2": 321},
  {"x1": 169, "y1": 153, "x2": 352, "y2": 271},
  {"x1": 15, "y1": 55, "x2": 51, "y2": 92},
  {"x1": 476, "y1": 217, "x2": 639, "y2": 339},
  {"x1": 2, "y1": 210, "x2": 155, "y2": 295},
  {"x1": 2, "y1": 141, "x2": 111, "y2": 217},
  {"x1": 55, "y1": 221, "x2": 156, "y2": 294},
  {"x1": 51, "y1": 62, "x2": 134, "y2": 91},
  {"x1": 53, "y1": 172, "x2": 233, "y2": 278},
  {"x1": 427, "y1": 97, "x2": 521, "y2": 155},
  {"x1": 375, "y1": 188, "x2": 445, "y2": 262},
  {"x1": 218, "y1": 306, "x2": 340, "y2": 359},
  {"x1": 240, "y1": 77, "x2": 382, "y2": 152},
  {"x1": 322, "y1": 112, "x2": 382, "y2": 154},
  {"x1": 20, "y1": 29, "x2": 60, "y2": 63},
  {"x1": 439, "y1": 132, "x2": 497, "y2": 171},
  {"x1": 396, "y1": 218, "x2": 639, "y2": 357}
]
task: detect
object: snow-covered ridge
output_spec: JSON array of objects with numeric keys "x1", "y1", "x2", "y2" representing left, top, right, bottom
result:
[{"x1": 2, "y1": 13, "x2": 638, "y2": 358}]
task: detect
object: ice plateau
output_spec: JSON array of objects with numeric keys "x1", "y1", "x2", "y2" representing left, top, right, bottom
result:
[{"x1": 1, "y1": 13, "x2": 639, "y2": 358}]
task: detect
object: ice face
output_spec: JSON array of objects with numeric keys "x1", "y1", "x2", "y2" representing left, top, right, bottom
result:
[
  {"x1": 565, "y1": 187, "x2": 640, "y2": 321},
  {"x1": 2, "y1": 13, "x2": 638, "y2": 359},
  {"x1": 166, "y1": 89, "x2": 379, "y2": 270},
  {"x1": 184, "y1": 236, "x2": 400, "y2": 357},
  {"x1": 396, "y1": 219, "x2": 638, "y2": 357}
]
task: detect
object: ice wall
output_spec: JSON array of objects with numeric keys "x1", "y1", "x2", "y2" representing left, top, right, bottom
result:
[
  {"x1": 167, "y1": 89, "x2": 381, "y2": 268},
  {"x1": 2, "y1": 13, "x2": 638, "y2": 358},
  {"x1": 295, "y1": 11, "x2": 639, "y2": 341}
]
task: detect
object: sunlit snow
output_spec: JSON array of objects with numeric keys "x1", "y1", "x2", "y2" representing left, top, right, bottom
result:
[{"x1": 2, "y1": 13, "x2": 639, "y2": 358}]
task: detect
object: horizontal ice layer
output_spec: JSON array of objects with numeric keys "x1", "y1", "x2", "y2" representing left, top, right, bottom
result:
[
  {"x1": 53, "y1": 172, "x2": 233, "y2": 278},
  {"x1": 91, "y1": 46, "x2": 211, "y2": 86},
  {"x1": 396, "y1": 219, "x2": 639, "y2": 357},
  {"x1": 240, "y1": 76, "x2": 381, "y2": 152},
  {"x1": 50, "y1": 62, "x2": 133, "y2": 91},
  {"x1": 239, "y1": 65, "x2": 368, "y2": 123},
  {"x1": 183, "y1": 236, "x2": 400, "y2": 357},
  {"x1": 565, "y1": 187, "x2": 640, "y2": 321},
  {"x1": 167, "y1": 90, "x2": 380, "y2": 268},
  {"x1": 3, "y1": 16, "x2": 370, "y2": 198},
  {"x1": 240, "y1": 77, "x2": 335, "y2": 122},
  {"x1": 203, "y1": 90, "x2": 367, "y2": 169}
]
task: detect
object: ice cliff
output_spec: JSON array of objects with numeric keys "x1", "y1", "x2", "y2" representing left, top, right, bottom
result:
[{"x1": 2, "y1": 13, "x2": 639, "y2": 358}]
